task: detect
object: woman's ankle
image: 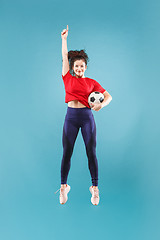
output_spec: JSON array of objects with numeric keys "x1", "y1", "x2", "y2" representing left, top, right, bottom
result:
[{"x1": 61, "y1": 184, "x2": 67, "y2": 188}]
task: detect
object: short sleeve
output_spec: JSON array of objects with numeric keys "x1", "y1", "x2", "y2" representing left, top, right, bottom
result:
[
  {"x1": 62, "y1": 70, "x2": 72, "y2": 82},
  {"x1": 93, "y1": 80, "x2": 106, "y2": 94}
]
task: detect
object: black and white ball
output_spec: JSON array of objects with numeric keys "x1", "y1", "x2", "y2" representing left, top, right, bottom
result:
[{"x1": 88, "y1": 91, "x2": 104, "y2": 107}]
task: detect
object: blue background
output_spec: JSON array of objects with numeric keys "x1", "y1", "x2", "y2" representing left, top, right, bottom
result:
[{"x1": 0, "y1": 0, "x2": 160, "y2": 239}]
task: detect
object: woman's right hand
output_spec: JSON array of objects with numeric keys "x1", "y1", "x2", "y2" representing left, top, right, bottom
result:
[{"x1": 61, "y1": 25, "x2": 69, "y2": 40}]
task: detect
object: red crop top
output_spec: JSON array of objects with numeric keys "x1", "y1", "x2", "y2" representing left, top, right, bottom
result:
[{"x1": 62, "y1": 70, "x2": 106, "y2": 108}]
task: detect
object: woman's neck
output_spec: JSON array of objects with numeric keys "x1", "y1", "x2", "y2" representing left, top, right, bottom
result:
[{"x1": 75, "y1": 74, "x2": 85, "y2": 79}]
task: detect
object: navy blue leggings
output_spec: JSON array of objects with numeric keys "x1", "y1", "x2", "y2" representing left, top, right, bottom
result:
[{"x1": 61, "y1": 106, "x2": 98, "y2": 186}]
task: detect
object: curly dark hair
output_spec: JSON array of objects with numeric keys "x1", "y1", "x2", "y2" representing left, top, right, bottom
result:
[{"x1": 68, "y1": 49, "x2": 89, "y2": 76}]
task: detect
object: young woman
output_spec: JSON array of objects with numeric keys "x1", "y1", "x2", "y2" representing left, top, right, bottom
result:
[{"x1": 55, "y1": 25, "x2": 112, "y2": 205}]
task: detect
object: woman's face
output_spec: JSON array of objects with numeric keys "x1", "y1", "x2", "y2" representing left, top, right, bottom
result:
[{"x1": 72, "y1": 59, "x2": 87, "y2": 78}]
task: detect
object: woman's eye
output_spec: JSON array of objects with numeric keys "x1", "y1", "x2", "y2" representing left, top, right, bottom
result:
[{"x1": 75, "y1": 65, "x2": 84, "y2": 68}]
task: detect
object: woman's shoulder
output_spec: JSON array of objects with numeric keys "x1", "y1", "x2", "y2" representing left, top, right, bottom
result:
[
  {"x1": 85, "y1": 76, "x2": 96, "y2": 82},
  {"x1": 62, "y1": 70, "x2": 73, "y2": 80}
]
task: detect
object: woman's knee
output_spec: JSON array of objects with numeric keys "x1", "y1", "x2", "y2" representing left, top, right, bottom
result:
[
  {"x1": 86, "y1": 145, "x2": 96, "y2": 159},
  {"x1": 63, "y1": 145, "x2": 73, "y2": 158}
]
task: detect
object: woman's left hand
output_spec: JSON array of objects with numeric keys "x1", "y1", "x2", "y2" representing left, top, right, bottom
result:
[{"x1": 90, "y1": 103, "x2": 103, "y2": 111}]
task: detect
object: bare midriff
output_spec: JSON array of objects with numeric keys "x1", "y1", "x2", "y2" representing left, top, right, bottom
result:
[{"x1": 68, "y1": 100, "x2": 86, "y2": 108}]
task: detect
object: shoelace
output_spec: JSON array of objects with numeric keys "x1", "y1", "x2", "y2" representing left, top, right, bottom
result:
[
  {"x1": 92, "y1": 189, "x2": 99, "y2": 198},
  {"x1": 54, "y1": 188, "x2": 60, "y2": 194},
  {"x1": 54, "y1": 187, "x2": 67, "y2": 194}
]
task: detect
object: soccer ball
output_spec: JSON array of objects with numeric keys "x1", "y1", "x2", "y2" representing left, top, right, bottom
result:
[{"x1": 88, "y1": 91, "x2": 104, "y2": 107}]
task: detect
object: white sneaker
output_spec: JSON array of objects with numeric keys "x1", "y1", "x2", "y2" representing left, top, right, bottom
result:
[
  {"x1": 89, "y1": 186, "x2": 100, "y2": 205},
  {"x1": 55, "y1": 184, "x2": 71, "y2": 204}
]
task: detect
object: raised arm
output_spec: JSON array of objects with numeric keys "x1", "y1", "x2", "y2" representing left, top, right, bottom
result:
[{"x1": 61, "y1": 25, "x2": 70, "y2": 76}]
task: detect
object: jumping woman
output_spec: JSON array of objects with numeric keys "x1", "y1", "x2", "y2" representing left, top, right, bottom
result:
[{"x1": 55, "y1": 25, "x2": 112, "y2": 205}]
